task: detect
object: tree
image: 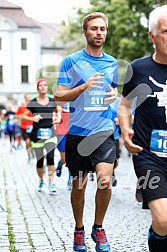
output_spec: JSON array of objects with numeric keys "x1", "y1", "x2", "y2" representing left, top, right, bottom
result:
[
  {"x1": 57, "y1": 0, "x2": 167, "y2": 93},
  {"x1": 59, "y1": 0, "x2": 167, "y2": 62}
]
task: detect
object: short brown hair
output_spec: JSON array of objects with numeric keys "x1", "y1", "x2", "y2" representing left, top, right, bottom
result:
[{"x1": 82, "y1": 12, "x2": 108, "y2": 30}]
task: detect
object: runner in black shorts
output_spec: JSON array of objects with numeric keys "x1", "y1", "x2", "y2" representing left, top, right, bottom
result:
[
  {"x1": 135, "y1": 161, "x2": 167, "y2": 210},
  {"x1": 23, "y1": 79, "x2": 61, "y2": 194},
  {"x1": 15, "y1": 94, "x2": 34, "y2": 162},
  {"x1": 65, "y1": 132, "x2": 116, "y2": 178},
  {"x1": 55, "y1": 12, "x2": 118, "y2": 252},
  {"x1": 118, "y1": 5, "x2": 167, "y2": 252}
]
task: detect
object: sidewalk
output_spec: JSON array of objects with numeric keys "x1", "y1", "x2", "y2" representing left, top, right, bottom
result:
[{"x1": 0, "y1": 138, "x2": 151, "y2": 252}]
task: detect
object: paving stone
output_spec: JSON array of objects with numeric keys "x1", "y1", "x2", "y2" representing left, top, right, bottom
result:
[{"x1": 0, "y1": 140, "x2": 151, "y2": 251}]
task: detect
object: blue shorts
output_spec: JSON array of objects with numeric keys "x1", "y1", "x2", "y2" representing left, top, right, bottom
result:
[{"x1": 57, "y1": 135, "x2": 66, "y2": 152}]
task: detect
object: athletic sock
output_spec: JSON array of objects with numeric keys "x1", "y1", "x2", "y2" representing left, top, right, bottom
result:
[
  {"x1": 75, "y1": 226, "x2": 84, "y2": 231},
  {"x1": 148, "y1": 226, "x2": 167, "y2": 252},
  {"x1": 93, "y1": 224, "x2": 102, "y2": 230}
]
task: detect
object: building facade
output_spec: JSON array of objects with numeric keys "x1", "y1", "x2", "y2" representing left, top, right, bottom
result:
[{"x1": 0, "y1": 0, "x2": 65, "y2": 108}]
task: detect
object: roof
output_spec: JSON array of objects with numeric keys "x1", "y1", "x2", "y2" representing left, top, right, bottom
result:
[
  {"x1": 35, "y1": 22, "x2": 64, "y2": 48},
  {"x1": 0, "y1": 0, "x2": 64, "y2": 48},
  {"x1": 0, "y1": 0, "x2": 19, "y2": 8},
  {"x1": 0, "y1": 0, "x2": 40, "y2": 28}
]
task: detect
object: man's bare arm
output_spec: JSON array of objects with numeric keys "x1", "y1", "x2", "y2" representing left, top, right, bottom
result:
[
  {"x1": 118, "y1": 95, "x2": 134, "y2": 138},
  {"x1": 118, "y1": 95, "x2": 143, "y2": 155},
  {"x1": 54, "y1": 72, "x2": 105, "y2": 102},
  {"x1": 54, "y1": 84, "x2": 88, "y2": 102}
]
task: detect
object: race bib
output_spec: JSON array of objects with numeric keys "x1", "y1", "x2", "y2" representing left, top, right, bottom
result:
[
  {"x1": 37, "y1": 128, "x2": 52, "y2": 139},
  {"x1": 150, "y1": 129, "x2": 167, "y2": 157},
  {"x1": 84, "y1": 90, "x2": 108, "y2": 111},
  {"x1": 26, "y1": 125, "x2": 33, "y2": 133}
]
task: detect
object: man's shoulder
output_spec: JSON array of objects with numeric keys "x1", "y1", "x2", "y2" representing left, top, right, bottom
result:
[
  {"x1": 103, "y1": 52, "x2": 117, "y2": 62},
  {"x1": 64, "y1": 49, "x2": 84, "y2": 61},
  {"x1": 131, "y1": 55, "x2": 152, "y2": 66},
  {"x1": 16, "y1": 104, "x2": 25, "y2": 113}
]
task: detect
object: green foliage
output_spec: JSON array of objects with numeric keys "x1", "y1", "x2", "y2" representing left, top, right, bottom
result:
[
  {"x1": 58, "y1": 0, "x2": 167, "y2": 62},
  {"x1": 38, "y1": 65, "x2": 60, "y2": 95}
]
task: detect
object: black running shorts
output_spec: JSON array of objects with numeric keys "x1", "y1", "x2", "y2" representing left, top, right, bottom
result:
[
  {"x1": 135, "y1": 164, "x2": 167, "y2": 209},
  {"x1": 20, "y1": 128, "x2": 30, "y2": 141},
  {"x1": 65, "y1": 131, "x2": 116, "y2": 178}
]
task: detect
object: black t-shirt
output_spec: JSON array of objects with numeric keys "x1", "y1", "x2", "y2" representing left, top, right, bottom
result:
[
  {"x1": 27, "y1": 97, "x2": 57, "y2": 142},
  {"x1": 122, "y1": 55, "x2": 167, "y2": 169}
]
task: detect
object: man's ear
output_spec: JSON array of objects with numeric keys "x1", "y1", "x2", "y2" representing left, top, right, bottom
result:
[
  {"x1": 148, "y1": 31, "x2": 155, "y2": 44},
  {"x1": 83, "y1": 29, "x2": 87, "y2": 37}
]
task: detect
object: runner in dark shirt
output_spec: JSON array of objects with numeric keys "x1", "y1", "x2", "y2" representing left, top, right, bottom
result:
[
  {"x1": 23, "y1": 78, "x2": 61, "y2": 194},
  {"x1": 118, "y1": 5, "x2": 167, "y2": 252}
]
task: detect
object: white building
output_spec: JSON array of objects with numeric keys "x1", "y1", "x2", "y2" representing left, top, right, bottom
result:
[{"x1": 0, "y1": 0, "x2": 65, "y2": 107}]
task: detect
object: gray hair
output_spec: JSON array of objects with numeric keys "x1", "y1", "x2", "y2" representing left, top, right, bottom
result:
[
  {"x1": 82, "y1": 12, "x2": 108, "y2": 31},
  {"x1": 149, "y1": 5, "x2": 167, "y2": 35}
]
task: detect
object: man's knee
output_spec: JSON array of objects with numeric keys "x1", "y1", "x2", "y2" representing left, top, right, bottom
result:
[
  {"x1": 153, "y1": 215, "x2": 167, "y2": 234},
  {"x1": 97, "y1": 175, "x2": 111, "y2": 189}
]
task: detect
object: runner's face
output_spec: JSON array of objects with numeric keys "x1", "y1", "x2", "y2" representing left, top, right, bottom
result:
[
  {"x1": 150, "y1": 15, "x2": 167, "y2": 57},
  {"x1": 25, "y1": 94, "x2": 31, "y2": 102},
  {"x1": 83, "y1": 18, "x2": 107, "y2": 48},
  {"x1": 37, "y1": 81, "x2": 48, "y2": 94}
]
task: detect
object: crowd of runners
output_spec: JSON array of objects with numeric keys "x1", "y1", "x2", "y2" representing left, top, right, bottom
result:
[{"x1": 1, "y1": 4, "x2": 167, "y2": 252}]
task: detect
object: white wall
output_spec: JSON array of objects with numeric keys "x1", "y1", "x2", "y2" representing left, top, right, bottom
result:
[
  {"x1": 0, "y1": 20, "x2": 41, "y2": 93},
  {"x1": 0, "y1": 15, "x2": 65, "y2": 106}
]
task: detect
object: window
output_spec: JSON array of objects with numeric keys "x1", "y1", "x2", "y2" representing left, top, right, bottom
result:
[
  {"x1": 21, "y1": 66, "x2": 28, "y2": 83},
  {"x1": 21, "y1": 38, "x2": 27, "y2": 50},
  {"x1": 0, "y1": 38, "x2": 1, "y2": 50},
  {"x1": 0, "y1": 66, "x2": 3, "y2": 83}
]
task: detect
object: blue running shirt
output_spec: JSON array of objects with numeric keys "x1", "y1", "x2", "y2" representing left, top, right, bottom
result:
[{"x1": 57, "y1": 49, "x2": 118, "y2": 136}]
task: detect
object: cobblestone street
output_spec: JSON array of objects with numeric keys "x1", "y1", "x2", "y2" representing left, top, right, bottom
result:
[{"x1": 0, "y1": 138, "x2": 151, "y2": 252}]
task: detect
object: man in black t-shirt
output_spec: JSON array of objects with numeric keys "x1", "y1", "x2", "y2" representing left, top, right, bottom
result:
[{"x1": 118, "y1": 5, "x2": 167, "y2": 252}]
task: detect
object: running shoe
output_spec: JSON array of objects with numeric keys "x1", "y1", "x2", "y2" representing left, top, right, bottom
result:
[
  {"x1": 37, "y1": 181, "x2": 44, "y2": 192},
  {"x1": 73, "y1": 230, "x2": 87, "y2": 252},
  {"x1": 48, "y1": 183, "x2": 57, "y2": 194},
  {"x1": 135, "y1": 188, "x2": 143, "y2": 202},
  {"x1": 91, "y1": 228, "x2": 110, "y2": 252},
  {"x1": 56, "y1": 160, "x2": 63, "y2": 177},
  {"x1": 112, "y1": 177, "x2": 117, "y2": 187},
  {"x1": 112, "y1": 170, "x2": 117, "y2": 187}
]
